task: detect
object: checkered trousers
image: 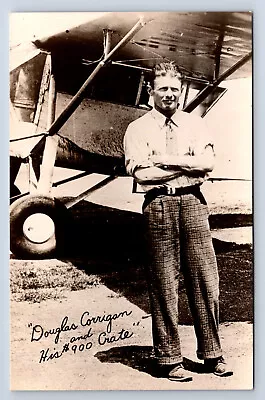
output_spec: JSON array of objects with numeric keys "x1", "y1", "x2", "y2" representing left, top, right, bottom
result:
[{"x1": 143, "y1": 191, "x2": 223, "y2": 365}]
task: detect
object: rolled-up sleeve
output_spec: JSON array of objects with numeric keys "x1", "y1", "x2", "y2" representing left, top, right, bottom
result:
[{"x1": 123, "y1": 121, "x2": 153, "y2": 176}]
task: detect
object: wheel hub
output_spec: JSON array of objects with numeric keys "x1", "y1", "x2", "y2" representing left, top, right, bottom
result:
[{"x1": 23, "y1": 213, "x2": 55, "y2": 244}]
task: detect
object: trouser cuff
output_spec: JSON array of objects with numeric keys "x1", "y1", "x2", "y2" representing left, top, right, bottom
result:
[
  {"x1": 156, "y1": 355, "x2": 183, "y2": 366},
  {"x1": 197, "y1": 349, "x2": 223, "y2": 360}
]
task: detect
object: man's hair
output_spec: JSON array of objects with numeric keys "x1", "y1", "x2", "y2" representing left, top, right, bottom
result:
[{"x1": 149, "y1": 62, "x2": 184, "y2": 88}]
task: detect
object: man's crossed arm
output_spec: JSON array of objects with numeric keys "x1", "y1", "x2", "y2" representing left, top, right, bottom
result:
[{"x1": 134, "y1": 146, "x2": 214, "y2": 184}]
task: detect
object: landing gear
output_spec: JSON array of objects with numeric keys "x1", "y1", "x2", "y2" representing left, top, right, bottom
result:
[{"x1": 10, "y1": 195, "x2": 68, "y2": 259}]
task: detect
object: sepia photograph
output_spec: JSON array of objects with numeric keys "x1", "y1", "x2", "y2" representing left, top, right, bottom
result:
[{"x1": 9, "y1": 11, "x2": 252, "y2": 390}]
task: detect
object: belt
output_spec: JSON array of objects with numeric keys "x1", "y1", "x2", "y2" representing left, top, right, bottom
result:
[
  {"x1": 146, "y1": 185, "x2": 201, "y2": 197},
  {"x1": 142, "y1": 184, "x2": 203, "y2": 211}
]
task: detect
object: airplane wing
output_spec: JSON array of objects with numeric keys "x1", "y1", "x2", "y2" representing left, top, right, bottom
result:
[{"x1": 32, "y1": 11, "x2": 252, "y2": 81}]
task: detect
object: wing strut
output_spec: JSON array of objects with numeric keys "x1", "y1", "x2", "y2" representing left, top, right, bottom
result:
[
  {"x1": 28, "y1": 18, "x2": 147, "y2": 200},
  {"x1": 184, "y1": 52, "x2": 252, "y2": 113},
  {"x1": 36, "y1": 65, "x2": 58, "y2": 194},
  {"x1": 47, "y1": 17, "x2": 147, "y2": 137},
  {"x1": 65, "y1": 175, "x2": 118, "y2": 209}
]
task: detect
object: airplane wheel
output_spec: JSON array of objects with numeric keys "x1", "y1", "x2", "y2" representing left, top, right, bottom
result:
[{"x1": 10, "y1": 195, "x2": 67, "y2": 259}]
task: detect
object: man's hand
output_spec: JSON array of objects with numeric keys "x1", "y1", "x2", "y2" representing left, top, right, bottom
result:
[{"x1": 151, "y1": 154, "x2": 171, "y2": 167}]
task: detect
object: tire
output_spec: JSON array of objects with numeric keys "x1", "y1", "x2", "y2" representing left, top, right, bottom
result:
[{"x1": 10, "y1": 195, "x2": 68, "y2": 259}]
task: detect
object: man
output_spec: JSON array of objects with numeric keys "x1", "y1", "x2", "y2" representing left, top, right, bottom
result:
[{"x1": 124, "y1": 62, "x2": 233, "y2": 382}]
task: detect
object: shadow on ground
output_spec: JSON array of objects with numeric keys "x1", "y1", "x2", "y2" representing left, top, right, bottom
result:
[
  {"x1": 61, "y1": 200, "x2": 253, "y2": 324},
  {"x1": 94, "y1": 345, "x2": 205, "y2": 377}
]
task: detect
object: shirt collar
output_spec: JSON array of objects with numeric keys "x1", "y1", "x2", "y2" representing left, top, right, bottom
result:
[{"x1": 150, "y1": 107, "x2": 180, "y2": 128}]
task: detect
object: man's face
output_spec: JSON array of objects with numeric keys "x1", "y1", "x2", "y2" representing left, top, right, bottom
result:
[{"x1": 151, "y1": 74, "x2": 183, "y2": 116}]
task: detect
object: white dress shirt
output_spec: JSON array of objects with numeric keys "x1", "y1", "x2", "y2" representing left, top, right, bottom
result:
[{"x1": 124, "y1": 108, "x2": 214, "y2": 192}]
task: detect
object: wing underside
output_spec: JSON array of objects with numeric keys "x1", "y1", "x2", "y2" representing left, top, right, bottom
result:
[{"x1": 32, "y1": 11, "x2": 252, "y2": 81}]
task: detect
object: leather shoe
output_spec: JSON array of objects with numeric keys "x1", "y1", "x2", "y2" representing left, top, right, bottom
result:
[
  {"x1": 204, "y1": 356, "x2": 233, "y2": 377},
  {"x1": 168, "y1": 363, "x2": 193, "y2": 382}
]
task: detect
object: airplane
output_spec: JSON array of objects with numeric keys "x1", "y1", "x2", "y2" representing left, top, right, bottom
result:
[{"x1": 9, "y1": 11, "x2": 252, "y2": 259}]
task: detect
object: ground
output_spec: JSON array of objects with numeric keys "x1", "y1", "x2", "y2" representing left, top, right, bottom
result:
[
  {"x1": 10, "y1": 286, "x2": 253, "y2": 391},
  {"x1": 10, "y1": 171, "x2": 253, "y2": 390}
]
